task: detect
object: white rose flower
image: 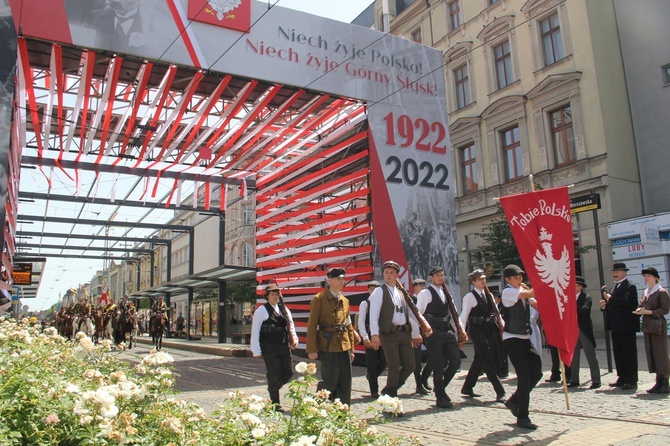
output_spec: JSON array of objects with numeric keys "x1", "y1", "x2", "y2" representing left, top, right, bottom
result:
[
  {"x1": 251, "y1": 427, "x2": 265, "y2": 439},
  {"x1": 294, "y1": 362, "x2": 308, "y2": 374}
]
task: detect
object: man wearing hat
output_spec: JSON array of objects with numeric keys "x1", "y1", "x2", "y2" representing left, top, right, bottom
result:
[
  {"x1": 251, "y1": 284, "x2": 298, "y2": 412},
  {"x1": 568, "y1": 276, "x2": 601, "y2": 389},
  {"x1": 369, "y1": 260, "x2": 422, "y2": 398},
  {"x1": 416, "y1": 266, "x2": 465, "y2": 408},
  {"x1": 357, "y1": 280, "x2": 387, "y2": 398},
  {"x1": 500, "y1": 264, "x2": 542, "y2": 430},
  {"x1": 306, "y1": 267, "x2": 357, "y2": 405},
  {"x1": 411, "y1": 278, "x2": 430, "y2": 395},
  {"x1": 600, "y1": 262, "x2": 640, "y2": 390},
  {"x1": 459, "y1": 269, "x2": 506, "y2": 401}
]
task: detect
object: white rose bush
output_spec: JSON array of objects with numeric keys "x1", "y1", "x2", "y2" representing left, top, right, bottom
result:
[{"x1": 0, "y1": 318, "x2": 415, "y2": 445}]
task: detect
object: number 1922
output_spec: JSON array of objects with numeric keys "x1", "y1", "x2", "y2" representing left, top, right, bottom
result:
[{"x1": 383, "y1": 112, "x2": 450, "y2": 190}]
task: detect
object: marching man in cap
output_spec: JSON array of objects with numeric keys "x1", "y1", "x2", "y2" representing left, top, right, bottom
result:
[
  {"x1": 500, "y1": 264, "x2": 542, "y2": 430},
  {"x1": 416, "y1": 266, "x2": 464, "y2": 408},
  {"x1": 251, "y1": 284, "x2": 298, "y2": 412},
  {"x1": 368, "y1": 260, "x2": 422, "y2": 398},
  {"x1": 459, "y1": 268, "x2": 506, "y2": 402},
  {"x1": 306, "y1": 267, "x2": 357, "y2": 405},
  {"x1": 600, "y1": 262, "x2": 640, "y2": 390}
]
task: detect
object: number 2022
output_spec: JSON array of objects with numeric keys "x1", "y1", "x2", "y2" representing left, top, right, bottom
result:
[{"x1": 383, "y1": 112, "x2": 450, "y2": 190}]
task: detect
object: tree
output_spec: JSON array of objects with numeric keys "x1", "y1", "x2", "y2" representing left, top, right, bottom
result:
[
  {"x1": 475, "y1": 204, "x2": 522, "y2": 273},
  {"x1": 195, "y1": 281, "x2": 257, "y2": 304}
]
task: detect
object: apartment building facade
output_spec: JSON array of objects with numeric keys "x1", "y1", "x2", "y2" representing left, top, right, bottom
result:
[{"x1": 369, "y1": 0, "x2": 643, "y2": 329}]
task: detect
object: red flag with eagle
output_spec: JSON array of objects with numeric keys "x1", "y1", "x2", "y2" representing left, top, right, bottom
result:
[
  {"x1": 188, "y1": 0, "x2": 251, "y2": 32},
  {"x1": 499, "y1": 187, "x2": 579, "y2": 366}
]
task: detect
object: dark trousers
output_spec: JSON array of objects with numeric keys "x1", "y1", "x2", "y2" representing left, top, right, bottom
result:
[
  {"x1": 548, "y1": 344, "x2": 571, "y2": 381},
  {"x1": 504, "y1": 337, "x2": 543, "y2": 419},
  {"x1": 492, "y1": 330, "x2": 509, "y2": 377},
  {"x1": 260, "y1": 341, "x2": 293, "y2": 405},
  {"x1": 612, "y1": 331, "x2": 638, "y2": 384},
  {"x1": 424, "y1": 329, "x2": 461, "y2": 400},
  {"x1": 462, "y1": 324, "x2": 505, "y2": 396},
  {"x1": 413, "y1": 345, "x2": 423, "y2": 386},
  {"x1": 318, "y1": 351, "x2": 353, "y2": 405},
  {"x1": 364, "y1": 346, "x2": 387, "y2": 395},
  {"x1": 379, "y1": 331, "x2": 415, "y2": 396}
]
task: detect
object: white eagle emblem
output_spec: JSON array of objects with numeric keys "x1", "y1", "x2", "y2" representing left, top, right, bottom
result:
[
  {"x1": 533, "y1": 227, "x2": 571, "y2": 319},
  {"x1": 207, "y1": 0, "x2": 243, "y2": 20}
]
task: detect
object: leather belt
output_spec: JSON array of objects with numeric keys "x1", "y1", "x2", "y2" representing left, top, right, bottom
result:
[
  {"x1": 391, "y1": 324, "x2": 411, "y2": 333},
  {"x1": 468, "y1": 316, "x2": 494, "y2": 325}
]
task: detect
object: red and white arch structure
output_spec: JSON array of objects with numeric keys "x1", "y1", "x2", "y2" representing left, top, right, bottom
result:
[{"x1": 1, "y1": 1, "x2": 456, "y2": 335}]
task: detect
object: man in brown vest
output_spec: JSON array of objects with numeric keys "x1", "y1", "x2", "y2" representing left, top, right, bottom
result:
[{"x1": 369, "y1": 260, "x2": 422, "y2": 397}]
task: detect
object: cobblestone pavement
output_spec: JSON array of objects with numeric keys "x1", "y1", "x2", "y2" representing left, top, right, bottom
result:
[{"x1": 130, "y1": 336, "x2": 670, "y2": 445}]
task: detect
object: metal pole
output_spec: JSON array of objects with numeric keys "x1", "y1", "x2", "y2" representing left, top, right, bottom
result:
[{"x1": 592, "y1": 188, "x2": 612, "y2": 372}]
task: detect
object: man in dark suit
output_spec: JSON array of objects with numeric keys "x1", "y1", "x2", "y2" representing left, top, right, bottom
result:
[
  {"x1": 85, "y1": 0, "x2": 147, "y2": 54},
  {"x1": 568, "y1": 276, "x2": 601, "y2": 389},
  {"x1": 600, "y1": 262, "x2": 640, "y2": 390}
]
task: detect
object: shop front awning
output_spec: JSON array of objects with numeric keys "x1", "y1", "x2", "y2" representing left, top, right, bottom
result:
[{"x1": 130, "y1": 264, "x2": 257, "y2": 298}]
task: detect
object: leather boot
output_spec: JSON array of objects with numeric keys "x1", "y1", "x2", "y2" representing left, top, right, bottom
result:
[
  {"x1": 652, "y1": 376, "x2": 670, "y2": 394},
  {"x1": 647, "y1": 375, "x2": 661, "y2": 394}
]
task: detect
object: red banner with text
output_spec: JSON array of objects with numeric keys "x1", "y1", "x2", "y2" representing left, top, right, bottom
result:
[{"x1": 500, "y1": 187, "x2": 578, "y2": 366}]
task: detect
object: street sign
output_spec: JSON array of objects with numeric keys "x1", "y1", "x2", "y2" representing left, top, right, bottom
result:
[
  {"x1": 12, "y1": 263, "x2": 32, "y2": 285},
  {"x1": 570, "y1": 193, "x2": 601, "y2": 214}
]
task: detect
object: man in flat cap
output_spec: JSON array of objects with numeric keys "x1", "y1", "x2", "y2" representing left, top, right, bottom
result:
[
  {"x1": 411, "y1": 278, "x2": 430, "y2": 395},
  {"x1": 357, "y1": 280, "x2": 387, "y2": 398},
  {"x1": 459, "y1": 268, "x2": 506, "y2": 402},
  {"x1": 251, "y1": 284, "x2": 298, "y2": 412},
  {"x1": 416, "y1": 266, "x2": 465, "y2": 408},
  {"x1": 600, "y1": 262, "x2": 640, "y2": 390},
  {"x1": 306, "y1": 267, "x2": 357, "y2": 404},
  {"x1": 568, "y1": 276, "x2": 601, "y2": 389},
  {"x1": 369, "y1": 260, "x2": 423, "y2": 398},
  {"x1": 500, "y1": 264, "x2": 541, "y2": 430}
]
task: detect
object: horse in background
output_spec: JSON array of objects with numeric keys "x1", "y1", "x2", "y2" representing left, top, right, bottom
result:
[
  {"x1": 150, "y1": 311, "x2": 167, "y2": 350},
  {"x1": 113, "y1": 308, "x2": 135, "y2": 348}
]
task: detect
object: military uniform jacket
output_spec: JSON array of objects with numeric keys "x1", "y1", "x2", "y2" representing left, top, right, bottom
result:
[
  {"x1": 306, "y1": 288, "x2": 355, "y2": 354},
  {"x1": 152, "y1": 301, "x2": 168, "y2": 314}
]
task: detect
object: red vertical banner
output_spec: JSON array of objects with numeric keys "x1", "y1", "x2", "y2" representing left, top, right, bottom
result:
[
  {"x1": 188, "y1": 0, "x2": 251, "y2": 32},
  {"x1": 499, "y1": 187, "x2": 579, "y2": 366}
]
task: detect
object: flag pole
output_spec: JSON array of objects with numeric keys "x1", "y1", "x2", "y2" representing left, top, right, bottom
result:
[{"x1": 558, "y1": 352, "x2": 571, "y2": 410}]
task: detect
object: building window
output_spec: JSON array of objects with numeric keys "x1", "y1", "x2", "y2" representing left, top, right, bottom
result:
[
  {"x1": 493, "y1": 40, "x2": 514, "y2": 89},
  {"x1": 539, "y1": 12, "x2": 564, "y2": 66},
  {"x1": 501, "y1": 126, "x2": 522, "y2": 181},
  {"x1": 243, "y1": 204, "x2": 254, "y2": 225},
  {"x1": 488, "y1": 0, "x2": 499, "y2": 5},
  {"x1": 411, "y1": 28, "x2": 422, "y2": 43},
  {"x1": 663, "y1": 63, "x2": 670, "y2": 85},
  {"x1": 243, "y1": 242, "x2": 254, "y2": 267},
  {"x1": 448, "y1": 0, "x2": 462, "y2": 31},
  {"x1": 454, "y1": 64, "x2": 470, "y2": 109},
  {"x1": 550, "y1": 106, "x2": 575, "y2": 167},
  {"x1": 460, "y1": 144, "x2": 478, "y2": 194}
]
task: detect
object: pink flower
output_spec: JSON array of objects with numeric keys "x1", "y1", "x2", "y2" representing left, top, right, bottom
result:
[{"x1": 45, "y1": 414, "x2": 60, "y2": 425}]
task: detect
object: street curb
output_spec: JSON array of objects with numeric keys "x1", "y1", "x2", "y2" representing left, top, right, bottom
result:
[{"x1": 134, "y1": 337, "x2": 253, "y2": 357}]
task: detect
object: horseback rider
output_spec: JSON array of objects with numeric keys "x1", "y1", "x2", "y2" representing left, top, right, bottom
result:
[
  {"x1": 119, "y1": 295, "x2": 132, "y2": 312},
  {"x1": 152, "y1": 295, "x2": 168, "y2": 313},
  {"x1": 151, "y1": 296, "x2": 169, "y2": 324}
]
